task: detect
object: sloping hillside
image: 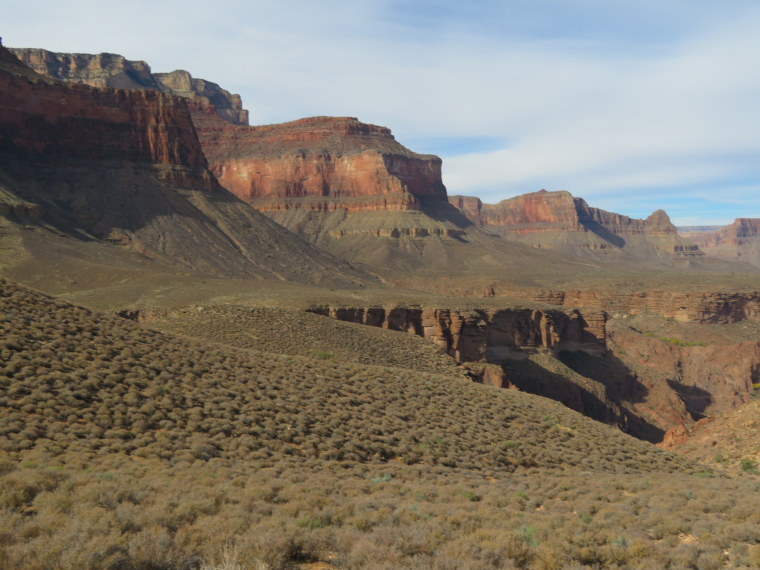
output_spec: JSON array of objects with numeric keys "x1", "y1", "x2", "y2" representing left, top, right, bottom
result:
[{"x1": 4, "y1": 278, "x2": 760, "y2": 568}]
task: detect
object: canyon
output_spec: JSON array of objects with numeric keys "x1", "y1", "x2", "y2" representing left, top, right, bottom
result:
[{"x1": 2, "y1": 44, "x2": 759, "y2": 452}]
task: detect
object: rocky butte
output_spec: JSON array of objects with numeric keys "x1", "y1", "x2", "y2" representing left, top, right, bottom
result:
[{"x1": 194, "y1": 114, "x2": 448, "y2": 213}]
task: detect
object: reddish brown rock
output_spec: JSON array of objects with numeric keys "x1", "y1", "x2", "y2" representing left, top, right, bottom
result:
[
  {"x1": 307, "y1": 304, "x2": 607, "y2": 361},
  {"x1": 449, "y1": 189, "x2": 703, "y2": 260},
  {"x1": 0, "y1": 46, "x2": 211, "y2": 188},
  {"x1": 0, "y1": 45, "x2": 373, "y2": 286},
  {"x1": 491, "y1": 287, "x2": 760, "y2": 324},
  {"x1": 193, "y1": 114, "x2": 447, "y2": 211},
  {"x1": 9, "y1": 48, "x2": 249, "y2": 125}
]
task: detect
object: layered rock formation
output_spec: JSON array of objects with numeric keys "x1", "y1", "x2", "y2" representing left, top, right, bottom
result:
[
  {"x1": 307, "y1": 303, "x2": 607, "y2": 360},
  {"x1": 1, "y1": 47, "x2": 208, "y2": 179},
  {"x1": 9, "y1": 48, "x2": 249, "y2": 125},
  {"x1": 450, "y1": 189, "x2": 703, "y2": 262},
  {"x1": 309, "y1": 300, "x2": 760, "y2": 442},
  {"x1": 0, "y1": 45, "x2": 371, "y2": 287},
  {"x1": 194, "y1": 114, "x2": 448, "y2": 212},
  {"x1": 681, "y1": 219, "x2": 760, "y2": 268},
  {"x1": 492, "y1": 288, "x2": 760, "y2": 324}
]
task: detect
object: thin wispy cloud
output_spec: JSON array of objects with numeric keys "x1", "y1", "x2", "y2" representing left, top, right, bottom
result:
[{"x1": 4, "y1": 0, "x2": 759, "y2": 224}]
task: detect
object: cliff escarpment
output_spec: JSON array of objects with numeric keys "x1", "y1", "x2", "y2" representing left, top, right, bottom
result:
[
  {"x1": 0, "y1": 45, "x2": 373, "y2": 287},
  {"x1": 450, "y1": 189, "x2": 703, "y2": 263},
  {"x1": 194, "y1": 114, "x2": 448, "y2": 211},
  {"x1": 9, "y1": 47, "x2": 249, "y2": 125},
  {"x1": 0, "y1": 46, "x2": 209, "y2": 186},
  {"x1": 309, "y1": 300, "x2": 760, "y2": 442},
  {"x1": 493, "y1": 287, "x2": 760, "y2": 325}
]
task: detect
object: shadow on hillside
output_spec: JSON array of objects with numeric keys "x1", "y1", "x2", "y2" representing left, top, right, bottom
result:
[
  {"x1": 666, "y1": 380, "x2": 713, "y2": 421},
  {"x1": 554, "y1": 350, "x2": 667, "y2": 442},
  {"x1": 420, "y1": 201, "x2": 475, "y2": 229},
  {"x1": 499, "y1": 357, "x2": 665, "y2": 442},
  {"x1": 582, "y1": 220, "x2": 625, "y2": 249},
  {"x1": 557, "y1": 350, "x2": 648, "y2": 404}
]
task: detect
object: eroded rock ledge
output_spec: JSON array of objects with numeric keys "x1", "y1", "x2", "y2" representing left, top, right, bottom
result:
[{"x1": 306, "y1": 304, "x2": 607, "y2": 361}]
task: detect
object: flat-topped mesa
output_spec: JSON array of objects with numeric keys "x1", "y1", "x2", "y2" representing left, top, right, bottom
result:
[
  {"x1": 0, "y1": 46, "x2": 212, "y2": 188},
  {"x1": 449, "y1": 189, "x2": 702, "y2": 259},
  {"x1": 8, "y1": 48, "x2": 249, "y2": 126},
  {"x1": 195, "y1": 115, "x2": 448, "y2": 212}
]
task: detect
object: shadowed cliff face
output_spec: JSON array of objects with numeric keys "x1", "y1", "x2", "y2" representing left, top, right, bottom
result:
[
  {"x1": 0, "y1": 45, "x2": 374, "y2": 287},
  {"x1": 308, "y1": 301, "x2": 760, "y2": 442},
  {"x1": 0, "y1": 46, "x2": 208, "y2": 182},
  {"x1": 9, "y1": 47, "x2": 249, "y2": 126},
  {"x1": 449, "y1": 189, "x2": 704, "y2": 263}
]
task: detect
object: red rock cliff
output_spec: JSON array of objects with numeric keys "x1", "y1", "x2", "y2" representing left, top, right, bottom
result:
[
  {"x1": 450, "y1": 189, "x2": 679, "y2": 235},
  {"x1": 0, "y1": 45, "x2": 209, "y2": 182},
  {"x1": 449, "y1": 189, "x2": 702, "y2": 259},
  {"x1": 193, "y1": 113, "x2": 448, "y2": 212}
]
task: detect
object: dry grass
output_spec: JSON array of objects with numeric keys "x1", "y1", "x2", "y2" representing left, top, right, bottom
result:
[{"x1": 4, "y1": 277, "x2": 760, "y2": 569}]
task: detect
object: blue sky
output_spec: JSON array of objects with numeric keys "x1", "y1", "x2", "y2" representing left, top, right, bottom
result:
[{"x1": 4, "y1": 0, "x2": 760, "y2": 225}]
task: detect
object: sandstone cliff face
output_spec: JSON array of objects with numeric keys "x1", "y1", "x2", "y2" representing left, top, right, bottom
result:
[
  {"x1": 195, "y1": 115, "x2": 447, "y2": 212},
  {"x1": 0, "y1": 46, "x2": 209, "y2": 186},
  {"x1": 449, "y1": 189, "x2": 703, "y2": 261},
  {"x1": 9, "y1": 48, "x2": 249, "y2": 126},
  {"x1": 307, "y1": 303, "x2": 607, "y2": 360},
  {"x1": 682, "y1": 219, "x2": 760, "y2": 268},
  {"x1": 309, "y1": 301, "x2": 760, "y2": 442},
  {"x1": 0, "y1": 45, "x2": 373, "y2": 287}
]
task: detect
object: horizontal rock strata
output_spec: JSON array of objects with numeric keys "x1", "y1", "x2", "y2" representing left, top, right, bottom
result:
[{"x1": 9, "y1": 48, "x2": 249, "y2": 125}]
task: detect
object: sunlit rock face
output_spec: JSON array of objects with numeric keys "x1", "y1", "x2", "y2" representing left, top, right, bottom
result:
[{"x1": 192, "y1": 114, "x2": 448, "y2": 212}]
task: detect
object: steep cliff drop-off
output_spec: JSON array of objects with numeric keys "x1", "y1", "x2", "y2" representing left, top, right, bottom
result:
[
  {"x1": 0, "y1": 45, "x2": 371, "y2": 288},
  {"x1": 9, "y1": 47, "x2": 249, "y2": 126},
  {"x1": 309, "y1": 300, "x2": 760, "y2": 442},
  {"x1": 450, "y1": 189, "x2": 705, "y2": 265},
  {"x1": 681, "y1": 218, "x2": 760, "y2": 269}
]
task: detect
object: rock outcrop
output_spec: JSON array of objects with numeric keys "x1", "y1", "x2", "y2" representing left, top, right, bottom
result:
[
  {"x1": 194, "y1": 114, "x2": 448, "y2": 211},
  {"x1": 450, "y1": 189, "x2": 703, "y2": 262},
  {"x1": 309, "y1": 300, "x2": 760, "y2": 442},
  {"x1": 307, "y1": 303, "x2": 607, "y2": 360},
  {"x1": 9, "y1": 48, "x2": 249, "y2": 126},
  {"x1": 682, "y1": 219, "x2": 760, "y2": 268},
  {"x1": 0, "y1": 45, "x2": 372, "y2": 287},
  {"x1": 0, "y1": 45, "x2": 212, "y2": 189}
]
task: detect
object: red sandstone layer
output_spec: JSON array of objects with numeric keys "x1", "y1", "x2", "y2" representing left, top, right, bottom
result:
[
  {"x1": 0, "y1": 46, "x2": 209, "y2": 186},
  {"x1": 450, "y1": 189, "x2": 678, "y2": 235},
  {"x1": 192, "y1": 112, "x2": 448, "y2": 211},
  {"x1": 449, "y1": 189, "x2": 702, "y2": 257}
]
